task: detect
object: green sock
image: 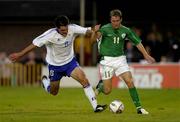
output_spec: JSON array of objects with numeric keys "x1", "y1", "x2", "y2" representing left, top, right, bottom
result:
[
  {"x1": 97, "y1": 80, "x2": 104, "y2": 93},
  {"x1": 129, "y1": 87, "x2": 141, "y2": 109}
]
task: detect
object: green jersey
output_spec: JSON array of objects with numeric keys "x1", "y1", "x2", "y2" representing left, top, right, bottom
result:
[{"x1": 98, "y1": 24, "x2": 141, "y2": 57}]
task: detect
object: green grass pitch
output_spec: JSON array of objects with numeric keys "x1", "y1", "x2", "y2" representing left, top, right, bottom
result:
[{"x1": 0, "y1": 87, "x2": 180, "y2": 122}]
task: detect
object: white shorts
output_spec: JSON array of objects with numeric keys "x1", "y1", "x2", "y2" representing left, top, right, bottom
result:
[{"x1": 99, "y1": 56, "x2": 130, "y2": 80}]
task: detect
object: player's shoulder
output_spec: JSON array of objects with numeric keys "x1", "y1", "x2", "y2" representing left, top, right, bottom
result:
[
  {"x1": 68, "y1": 24, "x2": 85, "y2": 32},
  {"x1": 35, "y1": 28, "x2": 57, "y2": 40},
  {"x1": 68, "y1": 24, "x2": 82, "y2": 29},
  {"x1": 120, "y1": 25, "x2": 131, "y2": 31},
  {"x1": 120, "y1": 25, "x2": 133, "y2": 34},
  {"x1": 101, "y1": 23, "x2": 111, "y2": 29},
  {"x1": 69, "y1": 24, "x2": 79, "y2": 27},
  {"x1": 43, "y1": 28, "x2": 57, "y2": 36}
]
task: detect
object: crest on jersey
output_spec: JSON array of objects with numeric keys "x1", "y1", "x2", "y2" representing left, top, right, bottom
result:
[
  {"x1": 121, "y1": 33, "x2": 126, "y2": 39},
  {"x1": 65, "y1": 41, "x2": 69, "y2": 47}
]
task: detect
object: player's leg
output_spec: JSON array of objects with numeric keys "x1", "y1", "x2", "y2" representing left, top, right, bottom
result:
[
  {"x1": 49, "y1": 81, "x2": 60, "y2": 95},
  {"x1": 119, "y1": 71, "x2": 149, "y2": 114},
  {"x1": 70, "y1": 67, "x2": 107, "y2": 112},
  {"x1": 42, "y1": 76, "x2": 60, "y2": 95},
  {"x1": 119, "y1": 71, "x2": 141, "y2": 107},
  {"x1": 95, "y1": 79, "x2": 112, "y2": 95},
  {"x1": 42, "y1": 65, "x2": 61, "y2": 96},
  {"x1": 95, "y1": 65, "x2": 114, "y2": 95},
  {"x1": 113, "y1": 56, "x2": 148, "y2": 114}
]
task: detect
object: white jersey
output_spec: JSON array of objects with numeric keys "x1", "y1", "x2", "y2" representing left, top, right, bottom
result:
[{"x1": 33, "y1": 24, "x2": 88, "y2": 66}]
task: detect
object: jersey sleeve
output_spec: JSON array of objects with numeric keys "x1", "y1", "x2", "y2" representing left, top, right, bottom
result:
[
  {"x1": 70, "y1": 24, "x2": 88, "y2": 35},
  {"x1": 126, "y1": 28, "x2": 141, "y2": 45},
  {"x1": 32, "y1": 29, "x2": 53, "y2": 47}
]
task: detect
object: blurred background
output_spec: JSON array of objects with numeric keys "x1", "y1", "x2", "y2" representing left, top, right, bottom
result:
[{"x1": 0, "y1": 0, "x2": 179, "y2": 88}]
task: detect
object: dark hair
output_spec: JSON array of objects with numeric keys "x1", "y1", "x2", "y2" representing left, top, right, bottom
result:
[
  {"x1": 54, "y1": 15, "x2": 69, "y2": 28},
  {"x1": 110, "y1": 9, "x2": 122, "y2": 17}
]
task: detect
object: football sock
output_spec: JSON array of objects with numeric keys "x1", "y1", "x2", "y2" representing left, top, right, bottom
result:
[
  {"x1": 42, "y1": 78, "x2": 50, "y2": 93},
  {"x1": 83, "y1": 84, "x2": 97, "y2": 110},
  {"x1": 129, "y1": 87, "x2": 141, "y2": 109},
  {"x1": 96, "y1": 80, "x2": 104, "y2": 94}
]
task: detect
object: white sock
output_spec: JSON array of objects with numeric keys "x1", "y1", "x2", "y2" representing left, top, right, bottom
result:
[
  {"x1": 83, "y1": 85, "x2": 97, "y2": 110},
  {"x1": 42, "y1": 78, "x2": 50, "y2": 93}
]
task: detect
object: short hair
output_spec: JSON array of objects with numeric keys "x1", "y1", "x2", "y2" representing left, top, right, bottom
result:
[
  {"x1": 110, "y1": 9, "x2": 122, "y2": 18},
  {"x1": 54, "y1": 15, "x2": 69, "y2": 28}
]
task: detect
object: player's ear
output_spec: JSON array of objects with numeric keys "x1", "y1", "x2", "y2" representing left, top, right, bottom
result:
[{"x1": 120, "y1": 17, "x2": 122, "y2": 23}]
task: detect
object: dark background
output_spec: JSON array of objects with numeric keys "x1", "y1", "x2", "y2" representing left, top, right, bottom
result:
[
  {"x1": 0, "y1": 0, "x2": 180, "y2": 35},
  {"x1": 0, "y1": 0, "x2": 179, "y2": 63},
  {"x1": 0, "y1": 0, "x2": 179, "y2": 24}
]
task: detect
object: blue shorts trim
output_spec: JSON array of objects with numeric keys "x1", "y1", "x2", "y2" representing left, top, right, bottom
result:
[{"x1": 48, "y1": 58, "x2": 79, "y2": 81}]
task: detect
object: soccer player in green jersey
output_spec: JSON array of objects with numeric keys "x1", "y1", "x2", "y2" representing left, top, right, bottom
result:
[{"x1": 92, "y1": 9, "x2": 155, "y2": 114}]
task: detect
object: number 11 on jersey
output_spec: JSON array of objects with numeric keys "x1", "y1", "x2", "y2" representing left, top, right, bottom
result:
[{"x1": 113, "y1": 37, "x2": 120, "y2": 44}]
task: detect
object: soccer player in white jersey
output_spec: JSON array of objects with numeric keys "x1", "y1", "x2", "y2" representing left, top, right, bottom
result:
[{"x1": 9, "y1": 15, "x2": 107, "y2": 112}]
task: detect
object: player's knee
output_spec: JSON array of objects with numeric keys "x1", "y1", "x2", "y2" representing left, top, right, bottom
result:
[
  {"x1": 50, "y1": 90, "x2": 58, "y2": 96},
  {"x1": 50, "y1": 87, "x2": 59, "y2": 96},
  {"x1": 103, "y1": 87, "x2": 111, "y2": 95},
  {"x1": 49, "y1": 82, "x2": 59, "y2": 95}
]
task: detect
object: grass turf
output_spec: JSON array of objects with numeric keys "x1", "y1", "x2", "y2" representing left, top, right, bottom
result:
[{"x1": 0, "y1": 87, "x2": 180, "y2": 122}]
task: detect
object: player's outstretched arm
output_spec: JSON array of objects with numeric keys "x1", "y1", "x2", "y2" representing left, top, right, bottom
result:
[
  {"x1": 9, "y1": 44, "x2": 37, "y2": 62},
  {"x1": 90, "y1": 25, "x2": 101, "y2": 43},
  {"x1": 136, "y1": 43, "x2": 156, "y2": 64}
]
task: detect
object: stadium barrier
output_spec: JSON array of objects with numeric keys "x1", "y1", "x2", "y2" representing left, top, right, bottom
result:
[
  {"x1": 0, "y1": 63, "x2": 42, "y2": 86},
  {"x1": 42, "y1": 63, "x2": 180, "y2": 89},
  {"x1": 0, "y1": 63, "x2": 179, "y2": 88},
  {"x1": 113, "y1": 63, "x2": 180, "y2": 89}
]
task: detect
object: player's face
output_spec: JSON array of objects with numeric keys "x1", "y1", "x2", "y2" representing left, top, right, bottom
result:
[
  {"x1": 59, "y1": 26, "x2": 68, "y2": 37},
  {"x1": 111, "y1": 16, "x2": 121, "y2": 29}
]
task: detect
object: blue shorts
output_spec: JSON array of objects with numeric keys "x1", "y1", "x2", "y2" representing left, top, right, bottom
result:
[{"x1": 48, "y1": 58, "x2": 79, "y2": 81}]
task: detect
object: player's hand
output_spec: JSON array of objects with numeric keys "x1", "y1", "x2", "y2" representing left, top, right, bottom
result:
[
  {"x1": 94, "y1": 24, "x2": 101, "y2": 32},
  {"x1": 9, "y1": 52, "x2": 22, "y2": 62},
  {"x1": 144, "y1": 55, "x2": 156, "y2": 64}
]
